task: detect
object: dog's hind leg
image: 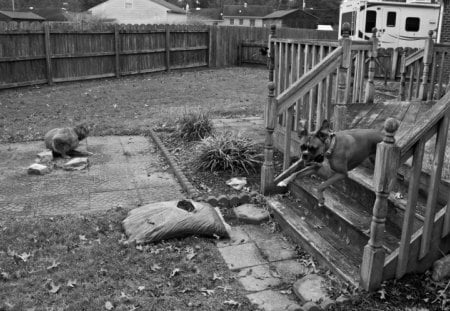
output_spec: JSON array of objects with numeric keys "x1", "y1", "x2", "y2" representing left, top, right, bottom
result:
[{"x1": 317, "y1": 173, "x2": 347, "y2": 206}]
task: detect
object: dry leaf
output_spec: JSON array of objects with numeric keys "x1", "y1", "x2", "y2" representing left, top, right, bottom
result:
[
  {"x1": 212, "y1": 273, "x2": 223, "y2": 281},
  {"x1": 49, "y1": 281, "x2": 60, "y2": 294},
  {"x1": 105, "y1": 301, "x2": 114, "y2": 310},
  {"x1": 46, "y1": 260, "x2": 60, "y2": 271},
  {"x1": 169, "y1": 268, "x2": 180, "y2": 278},
  {"x1": 378, "y1": 288, "x2": 386, "y2": 300},
  {"x1": 67, "y1": 279, "x2": 77, "y2": 288},
  {"x1": 137, "y1": 286, "x2": 145, "y2": 291},
  {"x1": 1, "y1": 271, "x2": 11, "y2": 280},
  {"x1": 79, "y1": 235, "x2": 87, "y2": 241},
  {"x1": 150, "y1": 264, "x2": 161, "y2": 272},
  {"x1": 136, "y1": 245, "x2": 143, "y2": 251},
  {"x1": 120, "y1": 292, "x2": 132, "y2": 301},
  {"x1": 200, "y1": 288, "x2": 215, "y2": 296}
]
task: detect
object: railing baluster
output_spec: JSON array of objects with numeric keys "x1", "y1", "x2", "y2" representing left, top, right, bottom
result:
[
  {"x1": 361, "y1": 118, "x2": 399, "y2": 291},
  {"x1": 309, "y1": 45, "x2": 317, "y2": 131},
  {"x1": 399, "y1": 49, "x2": 406, "y2": 101},
  {"x1": 283, "y1": 107, "x2": 294, "y2": 170},
  {"x1": 414, "y1": 60, "x2": 421, "y2": 98},
  {"x1": 317, "y1": 46, "x2": 325, "y2": 125},
  {"x1": 419, "y1": 31, "x2": 434, "y2": 100},
  {"x1": 443, "y1": 182, "x2": 450, "y2": 237},
  {"x1": 396, "y1": 138, "x2": 425, "y2": 278},
  {"x1": 407, "y1": 62, "x2": 414, "y2": 100},
  {"x1": 358, "y1": 51, "x2": 366, "y2": 103},
  {"x1": 420, "y1": 115, "x2": 450, "y2": 258},
  {"x1": 427, "y1": 50, "x2": 438, "y2": 101},
  {"x1": 334, "y1": 23, "x2": 351, "y2": 131},
  {"x1": 436, "y1": 51, "x2": 446, "y2": 99}
]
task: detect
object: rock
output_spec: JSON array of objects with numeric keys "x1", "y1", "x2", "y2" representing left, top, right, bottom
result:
[
  {"x1": 27, "y1": 163, "x2": 50, "y2": 175},
  {"x1": 432, "y1": 254, "x2": 450, "y2": 281},
  {"x1": 63, "y1": 157, "x2": 88, "y2": 171},
  {"x1": 226, "y1": 177, "x2": 247, "y2": 190},
  {"x1": 335, "y1": 295, "x2": 349, "y2": 303},
  {"x1": 293, "y1": 274, "x2": 330, "y2": 304},
  {"x1": 233, "y1": 203, "x2": 270, "y2": 224},
  {"x1": 302, "y1": 301, "x2": 321, "y2": 311},
  {"x1": 36, "y1": 150, "x2": 53, "y2": 163}
]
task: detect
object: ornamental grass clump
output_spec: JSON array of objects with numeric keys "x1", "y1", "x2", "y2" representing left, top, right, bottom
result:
[
  {"x1": 195, "y1": 132, "x2": 262, "y2": 174},
  {"x1": 176, "y1": 112, "x2": 213, "y2": 141}
]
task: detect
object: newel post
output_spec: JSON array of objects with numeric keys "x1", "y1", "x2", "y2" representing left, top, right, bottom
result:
[
  {"x1": 364, "y1": 28, "x2": 378, "y2": 104},
  {"x1": 261, "y1": 25, "x2": 277, "y2": 195},
  {"x1": 334, "y1": 22, "x2": 352, "y2": 131},
  {"x1": 361, "y1": 118, "x2": 400, "y2": 291},
  {"x1": 419, "y1": 30, "x2": 434, "y2": 100}
]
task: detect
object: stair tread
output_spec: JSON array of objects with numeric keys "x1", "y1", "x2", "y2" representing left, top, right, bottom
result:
[
  {"x1": 349, "y1": 166, "x2": 426, "y2": 222},
  {"x1": 294, "y1": 176, "x2": 400, "y2": 253},
  {"x1": 267, "y1": 197, "x2": 360, "y2": 286}
]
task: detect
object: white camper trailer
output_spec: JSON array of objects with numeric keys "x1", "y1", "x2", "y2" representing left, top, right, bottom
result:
[{"x1": 339, "y1": 0, "x2": 440, "y2": 48}]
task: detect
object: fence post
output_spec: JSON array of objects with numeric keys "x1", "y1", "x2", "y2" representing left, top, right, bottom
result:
[
  {"x1": 398, "y1": 49, "x2": 407, "y2": 101},
  {"x1": 165, "y1": 26, "x2": 171, "y2": 72},
  {"x1": 419, "y1": 30, "x2": 434, "y2": 100},
  {"x1": 114, "y1": 24, "x2": 120, "y2": 78},
  {"x1": 361, "y1": 118, "x2": 400, "y2": 291},
  {"x1": 44, "y1": 22, "x2": 53, "y2": 85},
  {"x1": 364, "y1": 28, "x2": 378, "y2": 104},
  {"x1": 261, "y1": 25, "x2": 277, "y2": 195},
  {"x1": 334, "y1": 22, "x2": 351, "y2": 131}
]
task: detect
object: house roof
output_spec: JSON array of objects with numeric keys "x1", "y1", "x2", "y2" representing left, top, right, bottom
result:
[
  {"x1": 262, "y1": 9, "x2": 318, "y2": 20},
  {"x1": 0, "y1": 10, "x2": 45, "y2": 20},
  {"x1": 223, "y1": 5, "x2": 273, "y2": 17},
  {"x1": 189, "y1": 8, "x2": 222, "y2": 20},
  {"x1": 88, "y1": 0, "x2": 186, "y2": 14},
  {"x1": 151, "y1": 0, "x2": 186, "y2": 14}
]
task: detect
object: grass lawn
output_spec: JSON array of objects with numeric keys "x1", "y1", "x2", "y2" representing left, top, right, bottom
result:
[
  {"x1": 0, "y1": 67, "x2": 267, "y2": 143},
  {"x1": 0, "y1": 209, "x2": 258, "y2": 310}
]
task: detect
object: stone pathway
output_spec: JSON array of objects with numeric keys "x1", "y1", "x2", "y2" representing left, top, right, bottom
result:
[
  {"x1": 0, "y1": 136, "x2": 184, "y2": 217},
  {"x1": 217, "y1": 224, "x2": 308, "y2": 311}
]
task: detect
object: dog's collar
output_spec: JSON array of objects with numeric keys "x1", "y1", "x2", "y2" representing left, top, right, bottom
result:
[{"x1": 324, "y1": 133, "x2": 336, "y2": 158}]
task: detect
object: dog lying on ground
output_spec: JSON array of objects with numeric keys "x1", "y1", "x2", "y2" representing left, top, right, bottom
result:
[
  {"x1": 277, "y1": 119, "x2": 385, "y2": 205},
  {"x1": 44, "y1": 123, "x2": 90, "y2": 159}
]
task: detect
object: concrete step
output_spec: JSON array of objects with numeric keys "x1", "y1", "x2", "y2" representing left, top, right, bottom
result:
[
  {"x1": 290, "y1": 175, "x2": 400, "y2": 255},
  {"x1": 267, "y1": 197, "x2": 361, "y2": 287}
]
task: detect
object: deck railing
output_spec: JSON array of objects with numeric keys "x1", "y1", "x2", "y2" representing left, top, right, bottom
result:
[
  {"x1": 361, "y1": 88, "x2": 450, "y2": 290},
  {"x1": 399, "y1": 31, "x2": 450, "y2": 101},
  {"x1": 261, "y1": 23, "x2": 376, "y2": 192}
]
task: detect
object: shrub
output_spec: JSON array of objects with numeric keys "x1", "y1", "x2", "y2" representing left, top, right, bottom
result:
[
  {"x1": 195, "y1": 132, "x2": 262, "y2": 174},
  {"x1": 176, "y1": 113, "x2": 213, "y2": 141}
]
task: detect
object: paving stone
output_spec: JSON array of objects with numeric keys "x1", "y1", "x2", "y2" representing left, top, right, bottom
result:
[
  {"x1": 63, "y1": 157, "x2": 88, "y2": 170},
  {"x1": 293, "y1": 274, "x2": 330, "y2": 304},
  {"x1": 218, "y1": 242, "x2": 267, "y2": 270},
  {"x1": 216, "y1": 226, "x2": 251, "y2": 248},
  {"x1": 271, "y1": 259, "x2": 310, "y2": 282},
  {"x1": 256, "y1": 237, "x2": 298, "y2": 262},
  {"x1": 27, "y1": 163, "x2": 50, "y2": 175},
  {"x1": 246, "y1": 290, "x2": 302, "y2": 311},
  {"x1": 133, "y1": 171, "x2": 179, "y2": 189},
  {"x1": 241, "y1": 224, "x2": 282, "y2": 241},
  {"x1": 233, "y1": 204, "x2": 270, "y2": 224},
  {"x1": 36, "y1": 150, "x2": 53, "y2": 162},
  {"x1": 237, "y1": 264, "x2": 282, "y2": 292},
  {"x1": 137, "y1": 186, "x2": 184, "y2": 205}
]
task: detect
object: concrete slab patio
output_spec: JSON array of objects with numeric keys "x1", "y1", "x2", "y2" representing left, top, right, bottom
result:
[{"x1": 0, "y1": 136, "x2": 184, "y2": 217}]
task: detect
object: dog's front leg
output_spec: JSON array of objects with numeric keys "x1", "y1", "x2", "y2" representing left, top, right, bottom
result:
[{"x1": 317, "y1": 173, "x2": 347, "y2": 206}]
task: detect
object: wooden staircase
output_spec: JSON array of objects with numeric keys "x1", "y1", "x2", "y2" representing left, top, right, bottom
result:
[{"x1": 261, "y1": 24, "x2": 450, "y2": 290}]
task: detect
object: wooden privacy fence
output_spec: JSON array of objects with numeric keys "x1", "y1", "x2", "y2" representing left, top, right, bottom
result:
[
  {"x1": 261, "y1": 23, "x2": 377, "y2": 191},
  {"x1": 0, "y1": 22, "x2": 210, "y2": 89},
  {"x1": 0, "y1": 21, "x2": 337, "y2": 90}
]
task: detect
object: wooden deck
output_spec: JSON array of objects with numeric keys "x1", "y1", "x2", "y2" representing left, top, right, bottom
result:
[{"x1": 348, "y1": 100, "x2": 436, "y2": 138}]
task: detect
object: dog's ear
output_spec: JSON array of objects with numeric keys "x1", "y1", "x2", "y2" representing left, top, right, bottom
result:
[
  {"x1": 318, "y1": 119, "x2": 331, "y2": 134},
  {"x1": 297, "y1": 119, "x2": 308, "y2": 138}
]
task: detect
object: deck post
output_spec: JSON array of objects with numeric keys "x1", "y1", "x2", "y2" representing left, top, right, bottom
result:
[
  {"x1": 361, "y1": 118, "x2": 400, "y2": 291},
  {"x1": 419, "y1": 31, "x2": 434, "y2": 100},
  {"x1": 261, "y1": 25, "x2": 277, "y2": 195},
  {"x1": 334, "y1": 22, "x2": 351, "y2": 131},
  {"x1": 364, "y1": 28, "x2": 378, "y2": 104},
  {"x1": 398, "y1": 48, "x2": 407, "y2": 101}
]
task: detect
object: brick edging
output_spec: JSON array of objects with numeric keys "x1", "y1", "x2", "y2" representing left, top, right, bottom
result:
[
  {"x1": 148, "y1": 129, "x2": 260, "y2": 206},
  {"x1": 148, "y1": 129, "x2": 200, "y2": 199}
]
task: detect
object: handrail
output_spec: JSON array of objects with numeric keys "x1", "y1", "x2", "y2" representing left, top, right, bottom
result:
[
  {"x1": 405, "y1": 49, "x2": 424, "y2": 67},
  {"x1": 275, "y1": 46, "x2": 343, "y2": 113},
  {"x1": 271, "y1": 37, "x2": 339, "y2": 47},
  {"x1": 396, "y1": 91, "x2": 450, "y2": 161}
]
